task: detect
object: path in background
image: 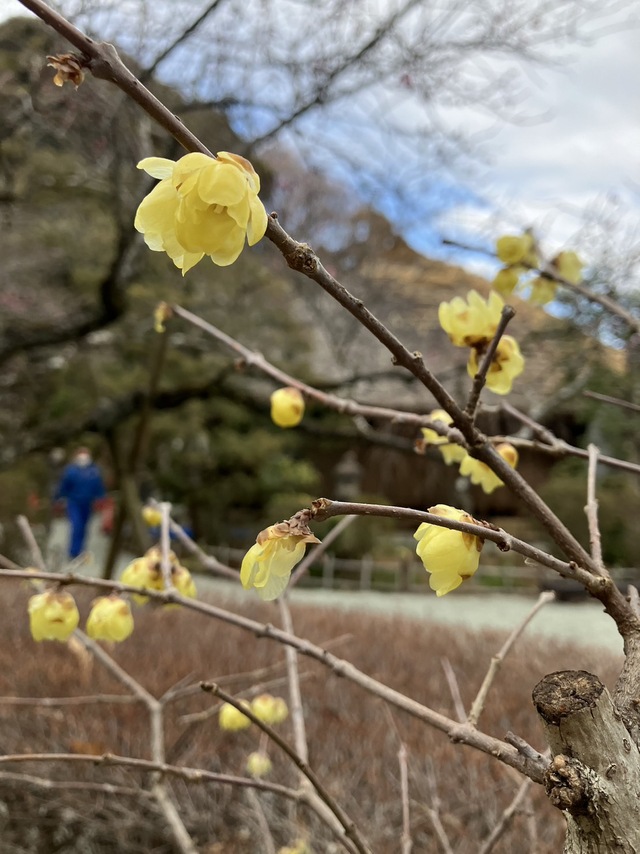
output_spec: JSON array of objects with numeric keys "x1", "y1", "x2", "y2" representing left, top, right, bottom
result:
[{"x1": 48, "y1": 517, "x2": 623, "y2": 655}]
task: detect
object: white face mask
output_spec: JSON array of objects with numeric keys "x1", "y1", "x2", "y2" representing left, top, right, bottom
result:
[{"x1": 75, "y1": 453, "x2": 91, "y2": 467}]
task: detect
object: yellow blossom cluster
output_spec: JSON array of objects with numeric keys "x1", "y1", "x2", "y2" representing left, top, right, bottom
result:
[
  {"x1": 219, "y1": 693, "x2": 290, "y2": 732},
  {"x1": 414, "y1": 505, "x2": 484, "y2": 596},
  {"x1": 438, "y1": 290, "x2": 524, "y2": 395},
  {"x1": 492, "y1": 232, "x2": 583, "y2": 306},
  {"x1": 241, "y1": 521, "x2": 320, "y2": 601},
  {"x1": 28, "y1": 590, "x2": 134, "y2": 643},
  {"x1": 135, "y1": 152, "x2": 268, "y2": 273},
  {"x1": 270, "y1": 387, "x2": 305, "y2": 428},
  {"x1": 120, "y1": 546, "x2": 197, "y2": 605}
]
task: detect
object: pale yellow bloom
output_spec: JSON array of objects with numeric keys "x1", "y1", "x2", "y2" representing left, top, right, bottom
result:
[
  {"x1": 492, "y1": 266, "x2": 520, "y2": 297},
  {"x1": 414, "y1": 505, "x2": 483, "y2": 596},
  {"x1": 270, "y1": 387, "x2": 305, "y2": 428},
  {"x1": 459, "y1": 443, "x2": 519, "y2": 494},
  {"x1": 251, "y1": 694, "x2": 289, "y2": 725},
  {"x1": 219, "y1": 701, "x2": 251, "y2": 731},
  {"x1": 529, "y1": 276, "x2": 557, "y2": 306},
  {"x1": 135, "y1": 151, "x2": 268, "y2": 273},
  {"x1": 142, "y1": 506, "x2": 163, "y2": 527},
  {"x1": 467, "y1": 335, "x2": 524, "y2": 395},
  {"x1": 438, "y1": 290, "x2": 504, "y2": 347},
  {"x1": 172, "y1": 564, "x2": 197, "y2": 599},
  {"x1": 86, "y1": 596, "x2": 134, "y2": 642},
  {"x1": 553, "y1": 250, "x2": 583, "y2": 284},
  {"x1": 420, "y1": 409, "x2": 466, "y2": 465},
  {"x1": 246, "y1": 751, "x2": 273, "y2": 777},
  {"x1": 120, "y1": 547, "x2": 196, "y2": 604},
  {"x1": 241, "y1": 522, "x2": 320, "y2": 601},
  {"x1": 496, "y1": 233, "x2": 533, "y2": 266},
  {"x1": 28, "y1": 591, "x2": 80, "y2": 642}
]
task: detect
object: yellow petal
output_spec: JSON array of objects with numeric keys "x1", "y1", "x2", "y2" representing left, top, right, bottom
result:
[{"x1": 137, "y1": 157, "x2": 175, "y2": 179}]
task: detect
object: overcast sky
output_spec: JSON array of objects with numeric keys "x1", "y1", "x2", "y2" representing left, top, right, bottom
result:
[{"x1": 3, "y1": 0, "x2": 639, "y2": 274}]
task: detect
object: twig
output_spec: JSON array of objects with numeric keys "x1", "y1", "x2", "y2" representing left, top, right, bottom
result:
[
  {"x1": 278, "y1": 599, "x2": 309, "y2": 765},
  {"x1": 159, "y1": 501, "x2": 174, "y2": 590},
  {"x1": 0, "y1": 770, "x2": 153, "y2": 798},
  {"x1": 585, "y1": 444, "x2": 605, "y2": 572},
  {"x1": 465, "y1": 306, "x2": 516, "y2": 419},
  {"x1": 0, "y1": 694, "x2": 138, "y2": 706},
  {"x1": 16, "y1": 515, "x2": 46, "y2": 571},
  {"x1": 584, "y1": 390, "x2": 640, "y2": 413},
  {"x1": 246, "y1": 787, "x2": 277, "y2": 854},
  {"x1": 290, "y1": 515, "x2": 356, "y2": 587},
  {"x1": 477, "y1": 777, "x2": 534, "y2": 854},
  {"x1": 423, "y1": 763, "x2": 454, "y2": 854},
  {"x1": 164, "y1": 513, "x2": 238, "y2": 580},
  {"x1": 504, "y1": 732, "x2": 546, "y2": 765},
  {"x1": 440, "y1": 658, "x2": 467, "y2": 723},
  {"x1": 201, "y1": 683, "x2": 372, "y2": 854},
  {"x1": 467, "y1": 591, "x2": 555, "y2": 728},
  {"x1": 398, "y1": 743, "x2": 412, "y2": 854}
]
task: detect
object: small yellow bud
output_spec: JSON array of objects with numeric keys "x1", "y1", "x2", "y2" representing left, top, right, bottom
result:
[
  {"x1": 86, "y1": 596, "x2": 134, "y2": 642},
  {"x1": 246, "y1": 751, "x2": 272, "y2": 777},
  {"x1": 529, "y1": 276, "x2": 557, "y2": 305},
  {"x1": 142, "y1": 506, "x2": 163, "y2": 527},
  {"x1": 492, "y1": 266, "x2": 520, "y2": 297},
  {"x1": 553, "y1": 250, "x2": 583, "y2": 285},
  {"x1": 154, "y1": 302, "x2": 172, "y2": 333},
  {"x1": 270, "y1": 387, "x2": 305, "y2": 428},
  {"x1": 219, "y1": 701, "x2": 252, "y2": 731},
  {"x1": 251, "y1": 694, "x2": 289, "y2": 725},
  {"x1": 414, "y1": 505, "x2": 483, "y2": 596},
  {"x1": 28, "y1": 591, "x2": 80, "y2": 642},
  {"x1": 496, "y1": 233, "x2": 533, "y2": 266},
  {"x1": 459, "y1": 443, "x2": 519, "y2": 494}
]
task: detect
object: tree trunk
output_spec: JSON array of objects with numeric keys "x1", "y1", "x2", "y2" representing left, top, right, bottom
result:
[{"x1": 533, "y1": 670, "x2": 640, "y2": 853}]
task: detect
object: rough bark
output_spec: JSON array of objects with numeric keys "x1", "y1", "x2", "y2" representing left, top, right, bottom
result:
[{"x1": 533, "y1": 670, "x2": 640, "y2": 853}]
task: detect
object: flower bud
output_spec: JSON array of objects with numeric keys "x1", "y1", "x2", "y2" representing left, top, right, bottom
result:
[
  {"x1": 28, "y1": 591, "x2": 80, "y2": 642},
  {"x1": 86, "y1": 596, "x2": 134, "y2": 642},
  {"x1": 270, "y1": 387, "x2": 305, "y2": 428},
  {"x1": 246, "y1": 751, "x2": 272, "y2": 777},
  {"x1": 219, "y1": 701, "x2": 252, "y2": 731}
]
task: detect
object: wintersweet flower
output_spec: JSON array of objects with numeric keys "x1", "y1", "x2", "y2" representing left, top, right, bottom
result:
[
  {"x1": 246, "y1": 752, "x2": 272, "y2": 778},
  {"x1": 459, "y1": 443, "x2": 519, "y2": 494},
  {"x1": 529, "y1": 276, "x2": 557, "y2": 306},
  {"x1": 438, "y1": 290, "x2": 504, "y2": 347},
  {"x1": 142, "y1": 506, "x2": 163, "y2": 527},
  {"x1": 270, "y1": 387, "x2": 305, "y2": 428},
  {"x1": 420, "y1": 409, "x2": 466, "y2": 465},
  {"x1": 172, "y1": 564, "x2": 197, "y2": 599},
  {"x1": 251, "y1": 694, "x2": 289, "y2": 725},
  {"x1": 28, "y1": 591, "x2": 80, "y2": 642},
  {"x1": 219, "y1": 701, "x2": 252, "y2": 731},
  {"x1": 86, "y1": 596, "x2": 134, "y2": 642},
  {"x1": 496, "y1": 233, "x2": 534, "y2": 266},
  {"x1": 467, "y1": 335, "x2": 524, "y2": 395},
  {"x1": 241, "y1": 520, "x2": 321, "y2": 601},
  {"x1": 120, "y1": 556, "x2": 163, "y2": 605},
  {"x1": 135, "y1": 151, "x2": 268, "y2": 274},
  {"x1": 553, "y1": 250, "x2": 583, "y2": 284},
  {"x1": 492, "y1": 267, "x2": 520, "y2": 297},
  {"x1": 414, "y1": 505, "x2": 484, "y2": 596}
]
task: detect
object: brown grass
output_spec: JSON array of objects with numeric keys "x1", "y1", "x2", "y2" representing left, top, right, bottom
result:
[{"x1": 0, "y1": 582, "x2": 621, "y2": 853}]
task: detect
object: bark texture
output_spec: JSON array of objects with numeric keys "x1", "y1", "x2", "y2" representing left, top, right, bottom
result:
[{"x1": 533, "y1": 670, "x2": 640, "y2": 853}]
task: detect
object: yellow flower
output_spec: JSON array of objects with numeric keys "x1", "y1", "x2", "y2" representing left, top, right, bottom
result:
[
  {"x1": 467, "y1": 335, "x2": 524, "y2": 395},
  {"x1": 135, "y1": 151, "x2": 268, "y2": 274},
  {"x1": 241, "y1": 522, "x2": 321, "y2": 601},
  {"x1": 219, "y1": 701, "x2": 251, "y2": 731},
  {"x1": 86, "y1": 596, "x2": 134, "y2": 642},
  {"x1": 492, "y1": 266, "x2": 520, "y2": 297},
  {"x1": 142, "y1": 506, "x2": 163, "y2": 527},
  {"x1": 251, "y1": 694, "x2": 289, "y2": 725},
  {"x1": 496, "y1": 233, "x2": 533, "y2": 266},
  {"x1": 172, "y1": 564, "x2": 197, "y2": 599},
  {"x1": 438, "y1": 290, "x2": 504, "y2": 347},
  {"x1": 271, "y1": 387, "x2": 305, "y2": 428},
  {"x1": 459, "y1": 443, "x2": 519, "y2": 494},
  {"x1": 246, "y1": 751, "x2": 272, "y2": 777},
  {"x1": 529, "y1": 276, "x2": 557, "y2": 305},
  {"x1": 120, "y1": 556, "x2": 163, "y2": 605},
  {"x1": 421, "y1": 409, "x2": 466, "y2": 465},
  {"x1": 414, "y1": 505, "x2": 483, "y2": 596},
  {"x1": 28, "y1": 591, "x2": 80, "y2": 642},
  {"x1": 553, "y1": 250, "x2": 583, "y2": 284}
]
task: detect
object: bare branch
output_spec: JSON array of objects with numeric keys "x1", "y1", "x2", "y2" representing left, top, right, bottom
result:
[
  {"x1": 465, "y1": 305, "x2": 516, "y2": 419},
  {"x1": 398, "y1": 743, "x2": 413, "y2": 854},
  {"x1": 477, "y1": 777, "x2": 534, "y2": 854},
  {"x1": 585, "y1": 444, "x2": 605, "y2": 572}
]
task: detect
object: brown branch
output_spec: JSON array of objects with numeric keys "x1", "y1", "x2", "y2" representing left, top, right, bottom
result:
[
  {"x1": 398, "y1": 743, "x2": 413, "y2": 854},
  {"x1": 584, "y1": 390, "x2": 640, "y2": 414},
  {"x1": 465, "y1": 305, "x2": 516, "y2": 419},
  {"x1": 585, "y1": 444, "x2": 605, "y2": 572}
]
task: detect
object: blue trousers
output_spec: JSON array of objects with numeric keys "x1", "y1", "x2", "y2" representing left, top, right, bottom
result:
[{"x1": 67, "y1": 501, "x2": 92, "y2": 559}]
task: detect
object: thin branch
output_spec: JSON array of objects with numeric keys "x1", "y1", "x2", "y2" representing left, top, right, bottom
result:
[
  {"x1": 423, "y1": 764, "x2": 454, "y2": 854},
  {"x1": 202, "y1": 683, "x2": 372, "y2": 854},
  {"x1": 584, "y1": 390, "x2": 640, "y2": 413},
  {"x1": 0, "y1": 770, "x2": 153, "y2": 799},
  {"x1": 278, "y1": 598, "x2": 309, "y2": 766},
  {"x1": 159, "y1": 501, "x2": 174, "y2": 590},
  {"x1": 246, "y1": 787, "x2": 277, "y2": 854},
  {"x1": 290, "y1": 515, "x2": 356, "y2": 588},
  {"x1": 467, "y1": 591, "x2": 555, "y2": 728},
  {"x1": 440, "y1": 658, "x2": 467, "y2": 724},
  {"x1": 585, "y1": 444, "x2": 605, "y2": 572},
  {"x1": 477, "y1": 777, "x2": 534, "y2": 854},
  {"x1": 398, "y1": 743, "x2": 413, "y2": 854},
  {"x1": 465, "y1": 305, "x2": 516, "y2": 418}
]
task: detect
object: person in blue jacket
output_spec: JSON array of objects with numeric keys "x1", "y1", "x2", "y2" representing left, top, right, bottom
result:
[{"x1": 54, "y1": 447, "x2": 106, "y2": 559}]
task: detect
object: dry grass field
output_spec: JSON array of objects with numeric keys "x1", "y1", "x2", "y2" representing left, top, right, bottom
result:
[{"x1": 0, "y1": 582, "x2": 620, "y2": 852}]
